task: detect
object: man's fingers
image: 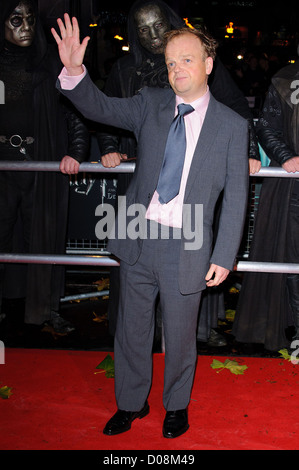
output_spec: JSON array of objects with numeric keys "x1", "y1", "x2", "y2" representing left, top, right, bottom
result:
[
  {"x1": 249, "y1": 158, "x2": 261, "y2": 175},
  {"x1": 205, "y1": 264, "x2": 229, "y2": 287},
  {"x1": 64, "y1": 13, "x2": 73, "y2": 36},
  {"x1": 72, "y1": 16, "x2": 80, "y2": 38},
  {"x1": 56, "y1": 17, "x2": 67, "y2": 38},
  {"x1": 82, "y1": 36, "x2": 90, "y2": 48},
  {"x1": 60, "y1": 156, "x2": 80, "y2": 174},
  {"x1": 205, "y1": 267, "x2": 213, "y2": 281},
  {"x1": 51, "y1": 27, "x2": 61, "y2": 44}
]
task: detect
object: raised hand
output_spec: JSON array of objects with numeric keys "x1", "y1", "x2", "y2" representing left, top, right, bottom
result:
[{"x1": 51, "y1": 13, "x2": 90, "y2": 75}]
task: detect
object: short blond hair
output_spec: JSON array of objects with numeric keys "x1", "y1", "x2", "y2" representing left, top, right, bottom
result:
[{"x1": 164, "y1": 27, "x2": 218, "y2": 60}]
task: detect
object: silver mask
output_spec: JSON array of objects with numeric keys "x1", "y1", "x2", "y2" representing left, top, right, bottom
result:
[{"x1": 5, "y1": 1, "x2": 36, "y2": 47}]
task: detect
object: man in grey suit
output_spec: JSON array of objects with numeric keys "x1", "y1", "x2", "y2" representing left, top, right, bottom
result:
[{"x1": 52, "y1": 15, "x2": 249, "y2": 439}]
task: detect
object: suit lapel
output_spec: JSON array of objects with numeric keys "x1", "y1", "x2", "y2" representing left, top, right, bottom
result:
[{"x1": 184, "y1": 95, "x2": 221, "y2": 201}]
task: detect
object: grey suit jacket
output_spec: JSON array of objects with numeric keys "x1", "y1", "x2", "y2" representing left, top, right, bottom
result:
[{"x1": 58, "y1": 72, "x2": 249, "y2": 294}]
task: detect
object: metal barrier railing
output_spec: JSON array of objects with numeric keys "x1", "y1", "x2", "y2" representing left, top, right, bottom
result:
[
  {"x1": 0, "y1": 160, "x2": 299, "y2": 274},
  {"x1": 1, "y1": 161, "x2": 299, "y2": 177},
  {"x1": 1, "y1": 254, "x2": 299, "y2": 274},
  {"x1": 0, "y1": 161, "x2": 135, "y2": 174},
  {"x1": 0, "y1": 253, "x2": 119, "y2": 266}
]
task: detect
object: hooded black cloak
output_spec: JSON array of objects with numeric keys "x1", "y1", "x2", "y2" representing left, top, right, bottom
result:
[
  {"x1": 0, "y1": 0, "x2": 89, "y2": 325},
  {"x1": 232, "y1": 61, "x2": 299, "y2": 351}
]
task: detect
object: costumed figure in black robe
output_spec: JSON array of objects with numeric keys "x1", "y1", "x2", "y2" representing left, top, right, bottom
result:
[
  {"x1": 233, "y1": 56, "x2": 299, "y2": 351},
  {"x1": 0, "y1": 0, "x2": 89, "y2": 334},
  {"x1": 97, "y1": 0, "x2": 259, "y2": 344}
]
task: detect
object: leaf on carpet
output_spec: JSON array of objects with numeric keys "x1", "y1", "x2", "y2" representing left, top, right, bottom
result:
[
  {"x1": 95, "y1": 354, "x2": 115, "y2": 378},
  {"x1": 0, "y1": 385, "x2": 13, "y2": 399},
  {"x1": 278, "y1": 348, "x2": 299, "y2": 364},
  {"x1": 211, "y1": 358, "x2": 248, "y2": 375}
]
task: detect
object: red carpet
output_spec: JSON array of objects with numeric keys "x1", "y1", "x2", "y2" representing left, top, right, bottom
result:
[{"x1": 0, "y1": 348, "x2": 298, "y2": 450}]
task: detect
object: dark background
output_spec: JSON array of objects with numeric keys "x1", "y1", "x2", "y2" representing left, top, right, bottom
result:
[{"x1": 38, "y1": 0, "x2": 299, "y2": 57}]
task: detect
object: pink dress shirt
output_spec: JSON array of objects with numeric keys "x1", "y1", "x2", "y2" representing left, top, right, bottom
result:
[{"x1": 146, "y1": 91, "x2": 210, "y2": 228}]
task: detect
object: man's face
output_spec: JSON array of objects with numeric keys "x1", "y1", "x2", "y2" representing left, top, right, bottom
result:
[
  {"x1": 165, "y1": 33, "x2": 213, "y2": 102},
  {"x1": 5, "y1": 1, "x2": 36, "y2": 47},
  {"x1": 134, "y1": 4, "x2": 170, "y2": 54}
]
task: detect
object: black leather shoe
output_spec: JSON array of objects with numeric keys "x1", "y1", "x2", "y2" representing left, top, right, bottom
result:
[
  {"x1": 42, "y1": 312, "x2": 75, "y2": 335},
  {"x1": 162, "y1": 409, "x2": 189, "y2": 438},
  {"x1": 103, "y1": 401, "x2": 149, "y2": 435},
  {"x1": 207, "y1": 329, "x2": 227, "y2": 347}
]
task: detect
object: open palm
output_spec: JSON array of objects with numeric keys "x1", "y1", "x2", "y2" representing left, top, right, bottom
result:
[{"x1": 51, "y1": 13, "x2": 89, "y2": 73}]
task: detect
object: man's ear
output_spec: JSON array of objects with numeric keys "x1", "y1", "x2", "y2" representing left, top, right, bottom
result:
[{"x1": 205, "y1": 57, "x2": 213, "y2": 76}]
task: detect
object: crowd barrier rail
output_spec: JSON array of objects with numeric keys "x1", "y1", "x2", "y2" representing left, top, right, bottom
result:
[{"x1": 0, "y1": 160, "x2": 299, "y2": 276}]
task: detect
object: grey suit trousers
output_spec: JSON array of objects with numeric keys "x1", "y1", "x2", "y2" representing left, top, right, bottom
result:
[{"x1": 114, "y1": 224, "x2": 202, "y2": 412}]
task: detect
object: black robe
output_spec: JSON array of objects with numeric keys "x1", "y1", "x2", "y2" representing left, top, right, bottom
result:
[
  {"x1": 0, "y1": 0, "x2": 89, "y2": 324},
  {"x1": 232, "y1": 61, "x2": 299, "y2": 351}
]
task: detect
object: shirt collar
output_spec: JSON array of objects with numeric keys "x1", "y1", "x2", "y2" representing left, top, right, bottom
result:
[{"x1": 176, "y1": 86, "x2": 210, "y2": 114}]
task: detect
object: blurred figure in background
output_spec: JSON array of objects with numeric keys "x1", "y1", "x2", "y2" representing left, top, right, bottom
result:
[{"x1": 233, "y1": 50, "x2": 299, "y2": 352}]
